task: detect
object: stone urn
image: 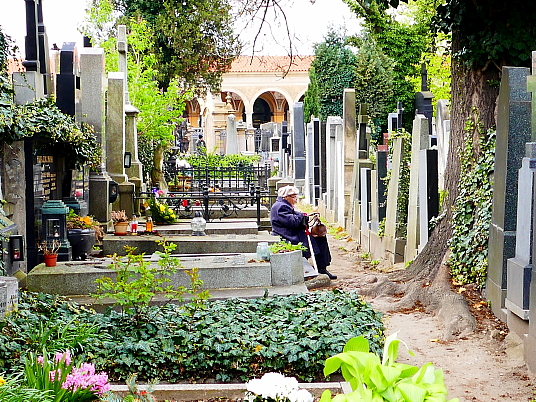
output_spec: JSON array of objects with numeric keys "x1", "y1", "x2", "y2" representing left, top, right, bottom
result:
[
  {"x1": 270, "y1": 249, "x2": 304, "y2": 286},
  {"x1": 67, "y1": 228, "x2": 95, "y2": 261}
]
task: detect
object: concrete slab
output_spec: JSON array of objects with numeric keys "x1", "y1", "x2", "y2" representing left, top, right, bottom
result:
[
  {"x1": 108, "y1": 381, "x2": 347, "y2": 401},
  {"x1": 134, "y1": 219, "x2": 261, "y2": 236},
  {"x1": 103, "y1": 232, "x2": 280, "y2": 256}
]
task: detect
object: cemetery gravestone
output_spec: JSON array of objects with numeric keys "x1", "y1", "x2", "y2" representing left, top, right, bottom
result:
[{"x1": 487, "y1": 67, "x2": 531, "y2": 321}]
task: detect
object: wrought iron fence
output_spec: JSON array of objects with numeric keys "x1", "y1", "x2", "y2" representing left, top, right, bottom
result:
[
  {"x1": 138, "y1": 187, "x2": 277, "y2": 228},
  {"x1": 164, "y1": 162, "x2": 271, "y2": 192}
]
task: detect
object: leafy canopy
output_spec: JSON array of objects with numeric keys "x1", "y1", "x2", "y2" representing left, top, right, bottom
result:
[{"x1": 113, "y1": 0, "x2": 241, "y2": 93}]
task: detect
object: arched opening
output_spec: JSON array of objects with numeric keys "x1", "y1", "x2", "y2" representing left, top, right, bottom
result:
[{"x1": 249, "y1": 98, "x2": 272, "y2": 128}]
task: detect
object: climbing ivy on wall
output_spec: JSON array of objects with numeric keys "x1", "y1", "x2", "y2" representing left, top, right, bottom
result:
[
  {"x1": 447, "y1": 111, "x2": 495, "y2": 287},
  {"x1": 0, "y1": 28, "x2": 101, "y2": 169},
  {"x1": 381, "y1": 128, "x2": 411, "y2": 239}
]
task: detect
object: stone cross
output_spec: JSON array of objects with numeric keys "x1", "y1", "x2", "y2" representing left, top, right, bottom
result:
[{"x1": 117, "y1": 25, "x2": 131, "y2": 105}]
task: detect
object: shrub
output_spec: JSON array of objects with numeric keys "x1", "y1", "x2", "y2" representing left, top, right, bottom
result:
[{"x1": 0, "y1": 291, "x2": 384, "y2": 383}]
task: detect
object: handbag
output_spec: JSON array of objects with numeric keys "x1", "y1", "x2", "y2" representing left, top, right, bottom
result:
[
  {"x1": 311, "y1": 223, "x2": 327, "y2": 237},
  {"x1": 309, "y1": 214, "x2": 327, "y2": 237}
]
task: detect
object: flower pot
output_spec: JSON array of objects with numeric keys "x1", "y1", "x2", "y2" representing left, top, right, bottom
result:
[
  {"x1": 270, "y1": 249, "x2": 304, "y2": 286},
  {"x1": 113, "y1": 222, "x2": 129, "y2": 236},
  {"x1": 67, "y1": 228, "x2": 96, "y2": 261},
  {"x1": 43, "y1": 254, "x2": 58, "y2": 267}
]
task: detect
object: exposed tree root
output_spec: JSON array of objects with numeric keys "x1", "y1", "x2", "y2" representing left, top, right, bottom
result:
[{"x1": 357, "y1": 257, "x2": 476, "y2": 340}]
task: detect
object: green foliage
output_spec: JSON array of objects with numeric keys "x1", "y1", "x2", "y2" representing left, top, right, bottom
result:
[
  {"x1": 268, "y1": 241, "x2": 307, "y2": 254},
  {"x1": 93, "y1": 240, "x2": 208, "y2": 320},
  {"x1": 306, "y1": 28, "x2": 356, "y2": 120},
  {"x1": 447, "y1": 112, "x2": 495, "y2": 287},
  {"x1": 117, "y1": 0, "x2": 240, "y2": 93},
  {"x1": 0, "y1": 291, "x2": 384, "y2": 383},
  {"x1": 185, "y1": 152, "x2": 261, "y2": 169},
  {"x1": 383, "y1": 129, "x2": 411, "y2": 239},
  {"x1": 0, "y1": 26, "x2": 100, "y2": 168},
  {"x1": 0, "y1": 96, "x2": 101, "y2": 169},
  {"x1": 100, "y1": 373, "x2": 157, "y2": 402},
  {"x1": 344, "y1": 0, "x2": 433, "y2": 131},
  {"x1": 435, "y1": 0, "x2": 536, "y2": 68},
  {"x1": 320, "y1": 333, "x2": 458, "y2": 402},
  {"x1": 353, "y1": 37, "x2": 395, "y2": 142},
  {"x1": 0, "y1": 374, "x2": 53, "y2": 402},
  {"x1": 24, "y1": 350, "x2": 106, "y2": 402},
  {"x1": 146, "y1": 196, "x2": 177, "y2": 224},
  {"x1": 303, "y1": 65, "x2": 320, "y2": 123}
]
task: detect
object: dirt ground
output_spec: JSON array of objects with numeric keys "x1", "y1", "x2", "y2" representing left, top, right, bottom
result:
[{"x1": 320, "y1": 233, "x2": 536, "y2": 402}]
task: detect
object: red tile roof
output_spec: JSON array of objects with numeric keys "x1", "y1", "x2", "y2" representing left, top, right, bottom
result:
[{"x1": 229, "y1": 55, "x2": 313, "y2": 73}]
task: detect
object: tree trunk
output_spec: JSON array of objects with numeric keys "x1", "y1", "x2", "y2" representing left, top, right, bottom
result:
[
  {"x1": 361, "y1": 31, "x2": 501, "y2": 338},
  {"x1": 151, "y1": 143, "x2": 168, "y2": 191}
]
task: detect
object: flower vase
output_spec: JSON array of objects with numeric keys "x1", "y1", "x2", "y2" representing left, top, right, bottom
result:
[
  {"x1": 113, "y1": 222, "x2": 129, "y2": 236},
  {"x1": 67, "y1": 228, "x2": 96, "y2": 260},
  {"x1": 43, "y1": 254, "x2": 58, "y2": 267}
]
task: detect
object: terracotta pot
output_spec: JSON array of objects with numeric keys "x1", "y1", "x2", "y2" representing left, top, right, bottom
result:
[
  {"x1": 43, "y1": 254, "x2": 57, "y2": 267},
  {"x1": 113, "y1": 222, "x2": 129, "y2": 236}
]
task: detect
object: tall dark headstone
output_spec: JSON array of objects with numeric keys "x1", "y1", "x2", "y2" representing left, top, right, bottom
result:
[
  {"x1": 358, "y1": 104, "x2": 369, "y2": 159},
  {"x1": 22, "y1": 0, "x2": 40, "y2": 72},
  {"x1": 487, "y1": 67, "x2": 531, "y2": 321},
  {"x1": 415, "y1": 65, "x2": 434, "y2": 134},
  {"x1": 36, "y1": 0, "x2": 51, "y2": 94},
  {"x1": 56, "y1": 42, "x2": 78, "y2": 117},
  {"x1": 376, "y1": 150, "x2": 388, "y2": 224}
]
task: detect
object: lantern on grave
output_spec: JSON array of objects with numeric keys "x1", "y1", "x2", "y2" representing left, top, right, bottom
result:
[
  {"x1": 40, "y1": 200, "x2": 71, "y2": 261},
  {"x1": 190, "y1": 211, "x2": 206, "y2": 236}
]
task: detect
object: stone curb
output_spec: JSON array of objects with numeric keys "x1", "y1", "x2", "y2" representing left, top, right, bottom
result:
[{"x1": 109, "y1": 381, "x2": 349, "y2": 400}]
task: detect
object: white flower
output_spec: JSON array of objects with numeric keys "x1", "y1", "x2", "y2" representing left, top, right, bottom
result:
[{"x1": 245, "y1": 373, "x2": 313, "y2": 402}]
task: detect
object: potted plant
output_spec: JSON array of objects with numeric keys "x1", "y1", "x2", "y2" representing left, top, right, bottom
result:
[
  {"x1": 66, "y1": 209, "x2": 104, "y2": 260},
  {"x1": 38, "y1": 239, "x2": 61, "y2": 267},
  {"x1": 146, "y1": 190, "x2": 177, "y2": 225},
  {"x1": 268, "y1": 241, "x2": 307, "y2": 286},
  {"x1": 111, "y1": 210, "x2": 130, "y2": 235}
]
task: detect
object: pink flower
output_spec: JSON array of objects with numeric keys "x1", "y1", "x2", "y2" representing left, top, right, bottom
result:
[
  {"x1": 37, "y1": 356, "x2": 44, "y2": 365},
  {"x1": 62, "y1": 363, "x2": 110, "y2": 395},
  {"x1": 54, "y1": 350, "x2": 72, "y2": 366}
]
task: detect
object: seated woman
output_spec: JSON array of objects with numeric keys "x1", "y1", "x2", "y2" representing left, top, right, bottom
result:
[{"x1": 270, "y1": 185, "x2": 337, "y2": 279}]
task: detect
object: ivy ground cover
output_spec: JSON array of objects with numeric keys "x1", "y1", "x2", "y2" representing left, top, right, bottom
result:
[{"x1": 0, "y1": 291, "x2": 384, "y2": 383}]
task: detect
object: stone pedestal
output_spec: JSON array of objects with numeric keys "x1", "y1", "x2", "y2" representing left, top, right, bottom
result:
[{"x1": 270, "y1": 250, "x2": 303, "y2": 286}]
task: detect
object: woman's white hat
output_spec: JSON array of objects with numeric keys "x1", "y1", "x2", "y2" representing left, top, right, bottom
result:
[{"x1": 278, "y1": 185, "x2": 299, "y2": 198}]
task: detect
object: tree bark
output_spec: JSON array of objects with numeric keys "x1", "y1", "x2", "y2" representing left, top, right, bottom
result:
[{"x1": 360, "y1": 30, "x2": 501, "y2": 338}]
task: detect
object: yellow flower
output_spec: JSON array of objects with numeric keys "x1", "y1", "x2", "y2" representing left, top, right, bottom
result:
[
  {"x1": 0, "y1": 376, "x2": 6, "y2": 386},
  {"x1": 159, "y1": 205, "x2": 165, "y2": 212}
]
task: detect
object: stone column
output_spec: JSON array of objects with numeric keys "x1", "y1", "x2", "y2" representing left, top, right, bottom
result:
[
  {"x1": 292, "y1": 102, "x2": 306, "y2": 190},
  {"x1": 436, "y1": 100, "x2": 451, "y2": 192},
  {"x1": 226, "y1": 113, "x2": 238, "y2": 154},
  {"x1": 343, "y1": 89, "x2": 357, "y2": 218},
  {"x1": 80, "y1": 47, "x2": 113, "y2": 223},
  {"x1": 405, "y1": 114, "x2": 430, "y2": 262},
  {"x1": 384, "y1": 137, "x2": 407, "y2": 263}
]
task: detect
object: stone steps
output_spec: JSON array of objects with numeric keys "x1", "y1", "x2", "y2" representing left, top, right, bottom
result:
[{"x1": 102, "y1": 231, "x2": 278, "y2": 256}]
